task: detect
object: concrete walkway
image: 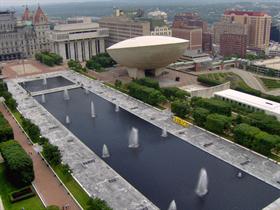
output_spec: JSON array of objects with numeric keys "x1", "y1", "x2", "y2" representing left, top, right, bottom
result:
[{"x1": 0, "y1": 103, "x2": 80, "y2": 210}]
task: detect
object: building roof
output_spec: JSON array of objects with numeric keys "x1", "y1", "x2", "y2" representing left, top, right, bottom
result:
[
  {"x1": 253, "y1": 57, "x2": 280, "y2": 70},
  {"x1": 22, "y1": 6, "x2": 31, "y2": 21},
  {"x1": 224, "y1": 10, "x2": 268, "y2": 17},
  {"x1": 214, "y1": 89, "x2": 280, "y2": 114},
  {"x1": 33, "y1": 6, "x2": 48, "y2": 25},
  {"x1": 107, "y1": 36, "x2": 188, "y2": 50},
  {"x1": 53, "y1": 22, "x2": 100, "y2": 31}
]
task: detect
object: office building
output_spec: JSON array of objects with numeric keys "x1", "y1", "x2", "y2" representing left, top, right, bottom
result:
[
  {"x1": 172, "y1": 26, "x2": 202, "y2": 51},
  {"x1": 49, "y1": 23, "x2": 109, "y2": 62},
  {"x1": 202, "y1": 32, "x2": 213, "y2": 53},
  {"x1": 222, "y1": 11, "x2": 272, "y2": 51},
  {"x1": 220, "y1": 34, "x2": 247, "y2": 58},
  {"x1": 98, "y1": 16, "x2": 150, "y2": 47},
  {"x1": 213, "y1": 21, "x2": 248, "y2": 44}
]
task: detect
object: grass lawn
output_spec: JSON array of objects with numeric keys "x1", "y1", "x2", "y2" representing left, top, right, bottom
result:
[
  {"x1": 201, "y1": 72, "x2": 251, "y2": 90},
  {"x1": 53, "y1": 165, "x2": 89, "y2": 209},
  {"x1": 0, "y1": 163, "x2": 45, "y2": 210},
  {"x1": 259, "y1": 77, "x2": 280, "y2": 90}
]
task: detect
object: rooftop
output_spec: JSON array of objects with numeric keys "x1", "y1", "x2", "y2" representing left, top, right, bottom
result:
[
  {"x1": 214, "y1": 89, "x2": 280, "y2": 114},
  {"x1": 107, "y1": 36, "x2": 188, "y2": 50},
  {"x1": 224, "y1": 10, "x2": 268, "y2": 17},
  {"x1": 53, "y1": 22, "x2": 100, "y2": 31},
  {"x1": 253, "y1": 57, "x2": 280, "y2": 70}
]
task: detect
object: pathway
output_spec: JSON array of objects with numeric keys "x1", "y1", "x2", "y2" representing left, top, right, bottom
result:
[{"x1": 0, "y1": 103, "x2": 80, "y2": 210}]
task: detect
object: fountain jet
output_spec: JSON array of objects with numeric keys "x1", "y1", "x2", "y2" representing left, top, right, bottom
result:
[
  {"x1": 102, "y1": 144, "x2": 110, "y2": 158},
  {"x1": 41, "y1": 94, "x2": 46, "y2": 103},
  {"x1": 64, "y1": 89, "x2": 70, "y2": 100},
  {"x1": 43, "y1": 77, "x2": 47, "y2": 86},
  {"x1": 168, "y1": 200, "x2": 177, "y2": 210},
  {"x1": 161, "y1": 127, "x2": 168, "y2": 137},
  {"x1": 91, "y1": 101, "x2": 96, "y2": 118},
  {"x1": 115, "y1": 104, "x2": 120, "y2": 112},
  {"x1": 66, "y1": 115, "x2": 70, "y2": 124},
  {"x1": 128, "y1": 127, "x2": 139, "y2": 148},
  {"x1": 85, "y1": 88, "x2": 89, "y2": 95},
  {"x1": 195, "y1": 168, "x2": 208, "y2": 197}
]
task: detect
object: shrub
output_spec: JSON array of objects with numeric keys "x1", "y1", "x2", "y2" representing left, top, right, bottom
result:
[
  {"x1": 0, "y1": 113, "x2": 13, "y2": 142},
  {"x1": 36, "y1": 52, "x2": 63, "y2": 67},
  {"x1": 246, "y1": 112, "x2": 280, "y2": 136},
  {"x1": 135, "y1": 78, "x2": 160, "y2": 90},
  {"x1": 253, "y1": 132, "x2": 280, "y2": 156},
  {"x1": 197, "y1": 75, "x2": 223, "y2": 86},
  {"x1": 171, "y1": 100, "x2": 190, "y2": 119},
  {"x1": 196, "y1": 98, "x2": 231, "y2": 116},
  {"x1": 86, "y1": 53, "x2": 116, "y2": 70},
  {"x1": 161, "y1": 87, "x2": 189, "y2": 101},
  {"x1": 127, "y1": 82, "x2": 166, "y2": 106},
  {"x1": 68, "y1": 59, "x2": 86, "y2": 72},
  {"x1": 21, "y1": 118, "x2": 41, "y2": 143},
  {"x1": 0, "y1": 140, "x2": 34, "y2": 187},
  {"x1": 205, "y1": 114, "x2": 231, "y2": 134},
  {"x1": 86, "y1": 197, "x2": 112, "y2": 210},
  {"x1": 43, "y1": 143, "x2": 62, "y2": 166},
  {"x1": 192, "y1": 107, "x2": 210, "y2": 127},
  {"x1": 233, "y1": 123, "x2": 261, "y2": 148}
]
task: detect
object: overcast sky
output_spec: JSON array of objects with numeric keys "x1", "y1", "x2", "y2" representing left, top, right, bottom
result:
[{"x1": 0, "y1": 0, "x2": 102, "y2": 7}]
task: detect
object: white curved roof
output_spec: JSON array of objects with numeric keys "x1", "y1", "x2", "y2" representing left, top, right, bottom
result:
[{"x1": 107, "y1": 36, "x2": 188, "y2": 50}]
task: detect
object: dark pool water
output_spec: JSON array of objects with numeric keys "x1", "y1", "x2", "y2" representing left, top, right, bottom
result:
[
  {"x1": 30, "y1": 87, "x2": 280, "y2": 210},
  {"x1": 19, "y1": 76, "x2": 74, "y2": 92}
]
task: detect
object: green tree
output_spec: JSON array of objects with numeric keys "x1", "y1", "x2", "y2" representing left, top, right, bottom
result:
[
  {"x1": 205, "y1": 114, "x2": 231, "y2": 134},
  {"x1": 87, "y1": 198, "x2": 112, "y2": 210},
  {"x1": 43, "y1": 143, "x2": 62, "y2": 166},
  {"x1": 171, "y1": 100, "x2": 190, "y2": 119},
  {"x1": 192, "y1": 107, "x2": 210, "y2": 127},
  {"x1": 0, "y1": 140, "x2": 34, "y2": 187}
]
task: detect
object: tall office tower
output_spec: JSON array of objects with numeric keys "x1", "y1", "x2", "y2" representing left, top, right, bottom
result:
[
  {"x1": 222, "y1": 11, "x2": 271, "y2": 51},
  {"x1": 213, "y1": 21, "x2": 248, "y2": 44},
  {"x1": 98, "y1": 16, "x2": 150, "y2": 47},
  {"x1": 220, "y1": 33, "x2": 247, "y2": 58}
]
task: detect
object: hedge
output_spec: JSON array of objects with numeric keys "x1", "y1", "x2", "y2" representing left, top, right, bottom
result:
[
  {"x1": 205, "y1": 114, "x2": 231, "y2": 134},
  {"x1": 127, "y1": 82, "x2": 166, "y2": 106},
  {"x1": 0, "y1": 113, "x2": 13, "y2": 142},
  {"x1": 192, "y1": 107, "x2": 210, "y2": 127},
  {"x1": 197, "y1": 75, "x2": 223, "y2": 86},
  {"x1": 0, "y1": 140, "x2": 34, "y2": 187},
  {"x1": 9, "y1": 186, "x2": 35, "y2": 203},
  {"x1": 161, "y1": 87, "x2": 189, "y2": 101},
  {"x1": 171, "y1": 100, "x2": 190, "y2": 119},
  {"x1": 35, "y1": 52, "x2": 63, "y2": 67},
  {"x1": 196, "y1": 98, "x2": 232, "y2": 116},
  {"x1": 135, "y1": 78, "x2": 160, "y2": 90}
]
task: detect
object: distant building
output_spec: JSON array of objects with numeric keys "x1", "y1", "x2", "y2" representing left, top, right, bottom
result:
[
  {"x1": 222, "y1": 11, "x2": 272, "y2": 51},
  {"x1": 147, "y1": 9, "x2": 168, "y2": 23},
  {"x1": 173, "y1": 12, "x2": 208, "y2": 32},
  {"x1": 172, "y1": 26, "x2": 202, "y2": 51},
  {"x1": 49, "y1": 23, "x2": 108, "y2": 62},
  {"x1": 213, "y1": 21, "x2": 248, "y2": 44},
  {"x1": 249, "y1": 57, "x2": 280, "y2": 77},
  {"x1": 0, "y1": 6, "x2": 50, "y2": 61},
  {"x1": 268, "y1": 43, "x2": 280, "y2": 57},
  {"x1": 66, "y1": 16, "x2": 92, "y2": 24},
  {"x1": 270, "y1": 25, "x2": 280, "y2": 43},
  {"x1": 220, "y1": 33, "x2": 247, "y2": 58},
  {"x1": 202, "y1": 32, "x2": 213, "y2": 53},
  {"x1": 98, "y1": 16, "x2": 150, "y2": 47},
  {"x1": 149, "y1": 19, "x2": 171, "y2": 36}
]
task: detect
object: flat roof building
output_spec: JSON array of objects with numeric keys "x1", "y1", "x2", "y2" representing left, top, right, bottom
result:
[
  {"x1": 98, "y1": 16, "x2": 150, "y2": 47},
  {"x1": 49, "y1": 23, "x2": 109, "y2": 62},
  {"x1": 214, "y1": 89, "x2": 280, "y2": 120},
  {"x1": 220, "y1": 33, "x2": 247, "y2": 58}
]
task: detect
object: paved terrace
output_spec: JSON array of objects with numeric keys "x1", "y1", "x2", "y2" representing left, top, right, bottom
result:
[{"x1": 6, "y1": 70, "x2": 280, "y2": 209}]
